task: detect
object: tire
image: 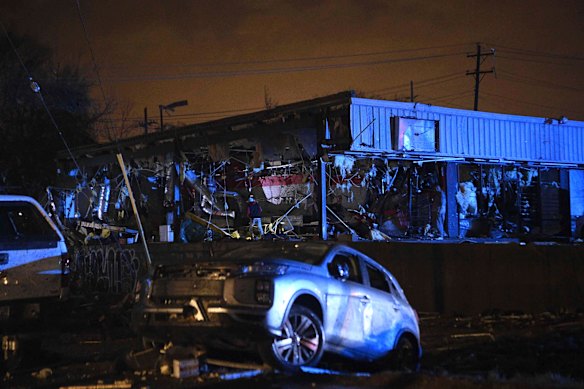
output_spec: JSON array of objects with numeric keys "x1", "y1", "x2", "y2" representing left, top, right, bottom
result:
[
  {"x1": 391, "y1": 335, "x2": 420, "y2": 372},
  {"x1": 259, "y1": 305, "x2": 325, "y2": 371}
]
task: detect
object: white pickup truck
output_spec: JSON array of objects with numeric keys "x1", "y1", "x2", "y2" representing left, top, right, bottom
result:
[{"x1": 0, "y1": 194, "x2": 70, "y2": 368}]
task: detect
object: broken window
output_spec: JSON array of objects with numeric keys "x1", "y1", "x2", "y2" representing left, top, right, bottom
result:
[
  {"x1": 456, "y1": 164, "x2": 568, "y2": 240},
  {"x1": 365, "y1": 262, "x2": 391, "y2": 294},
  {"x1": 392, "y1": 117, "x2": 438, "y2": 152}
]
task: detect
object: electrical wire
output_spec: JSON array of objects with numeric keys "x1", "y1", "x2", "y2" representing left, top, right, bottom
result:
[
  {"x1": 93, "y1": 105, "x2": 265, "y2": 124},
  {"x1": 415, "y1": 73, "x2": 467, "y2": 89},
  {"x1": 75, "y1": 1, "x2": 108, "y2": 107},
  {"x1": 497, "y1": 69, "x2": 583, "y2": 92},
  {"x1": 366, "y1": 71, "x2": 465, "y2": 96},
  {"x1": 481, "y1": 92, "x2": 584, "y2": 118},
  {"x1": 100, "y1": 51, "x2": 468, "y2": 83},
  {"x1": 99, "y1": 72, "x2": 469, "y2": 128},
  {"x1": 496, "y1": 54, "x2": 583, "y2": 67},
  {"x1": 105, "y1": 42, "x2": 474, "y2": 71},
  {"x1": 424, "y1": 90, "x2": 474, "y2": 104},
  {"x1": 75, "y1": 0, "x2": 118, "y2": 140},
  {"x1": 485, "y1": 43, "x2": 584, "y2": 61},
  {"x1": 96, "y1": 71, "x2": 463, "y2": 125},
  {"x1": 371, "y1": 73, "x2": 467, "y2": 99}
]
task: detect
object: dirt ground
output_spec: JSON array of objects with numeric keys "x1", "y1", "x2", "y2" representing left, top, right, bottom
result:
[
  {"x1": 3, "y1": 303, "x2": 584, "y2": 388},
  {"x1": 420, "y1": 311, "x2": 584, "y2": 387}
]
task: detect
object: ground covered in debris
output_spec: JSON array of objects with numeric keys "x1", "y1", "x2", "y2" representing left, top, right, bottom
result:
[{"x1": 4, "y1": 304, "x2": 584, "y2": 388}]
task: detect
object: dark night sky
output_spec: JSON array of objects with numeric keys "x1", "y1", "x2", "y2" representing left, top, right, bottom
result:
[{"x1": 1, "y1": 0, "x2": 583, "y2": 134}]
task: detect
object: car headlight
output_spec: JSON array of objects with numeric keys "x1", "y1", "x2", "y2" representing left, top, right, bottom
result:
[{"x1": 240, "y1": 262, "x2": 288, "y2": 275}]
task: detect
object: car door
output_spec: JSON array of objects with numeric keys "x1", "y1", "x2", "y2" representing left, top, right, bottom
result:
[
  {"x1": 360, "y1": 258, "x2": 403, "y2": 359},
  {"x1": 324, "y1": 251, "x2": 372, "y2": 354}
]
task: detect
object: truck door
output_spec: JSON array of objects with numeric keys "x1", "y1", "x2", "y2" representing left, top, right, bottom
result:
[{"x1": 0, "y1": 200, "x2": 64, "y2": 302}]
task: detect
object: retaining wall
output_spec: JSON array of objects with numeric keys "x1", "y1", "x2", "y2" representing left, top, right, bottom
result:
[{"x1": 147, "y1": 241, "x2": 584, "y2": 315}]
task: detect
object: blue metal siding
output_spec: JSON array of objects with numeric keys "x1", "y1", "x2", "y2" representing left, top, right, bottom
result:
[{"x1": 350, "y1": 98, "x2": 584, "y2": 164}]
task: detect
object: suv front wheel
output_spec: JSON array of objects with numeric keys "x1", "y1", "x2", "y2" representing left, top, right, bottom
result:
[{"x1": 259, "y1": 305, "x2": 324, "y2": 371}]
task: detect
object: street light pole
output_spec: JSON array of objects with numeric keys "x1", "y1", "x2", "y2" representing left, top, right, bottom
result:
[{"x1": 159, "y1": 99, "x2": 189, "y2": 132}]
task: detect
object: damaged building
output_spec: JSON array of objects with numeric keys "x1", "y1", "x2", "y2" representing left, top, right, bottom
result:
[{"x1": 53, "y1": 91, "x2": 584, "y2": 250}]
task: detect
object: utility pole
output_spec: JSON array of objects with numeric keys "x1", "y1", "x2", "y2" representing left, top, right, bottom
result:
[
  {"x1": 466, "y1": 43, "x2": 495, "y2": 111},
  {"x1": 139, "y1": 107, "x2": 156, "y2": 135},
  {"x1": 143, "y1": 107, "x2": 148, "y2": 135},
  {"x1": 410, "y1": 80, "x2": 414, "y2": 102}
]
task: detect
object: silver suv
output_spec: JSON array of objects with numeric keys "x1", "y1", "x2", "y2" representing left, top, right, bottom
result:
[{"x1": 133, "y1": 242, "x2": 421, "y2": 371}]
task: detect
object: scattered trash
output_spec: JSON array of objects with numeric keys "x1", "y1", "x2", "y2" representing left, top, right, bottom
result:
[
  {"x1": 451, "y1": 333, "x2": 495, "y2": 341},
  {"x1": 59, "y1": 379, "x2": 133, "y2": 389},
  {"x1": 218, "y1": 369, "x2": 266, "y2": 381},
  {"x1": 300, "y1": 366, "x2": 371, "y2": 377},
  {"x1": 172, "y1": 358, "x2": 199, "y2": 379},
  {"x1": 31, "y1": 367, "x2": 53, "y2": 379},
  {"x1": 205, "y1": 358, "x2": 267, "y2": 371},
  {"x1": 159, "y1": 360, "x2": 171, "y2": 376},
  {"x1": 4, "y1": 309, "x2": 583, "y2": 387},
  {"x1": 124, "y1": 347, "x2": 159, "y2": 372}
]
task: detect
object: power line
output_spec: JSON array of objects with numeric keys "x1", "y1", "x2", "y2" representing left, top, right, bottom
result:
[
  {"x1": 100, "y1": 51, "x2": 468, "y2": 83},
  {"x1": 408, "y1": 74, "x2": 466, "y2": 91},
  {"x1": 103, "y1": 72, "x2": 469, "y2": 124},
  {"x1": 75, "y1": 0, "x2": 118, "y2": 140},
  {"x1": 75, "y1": 0, "x2": 108, "y2": 106},
  {"x1": 372, "y1": 75, "x2": 467, "y2": 100},
  {"x1": 481, "y1": 91, "x2": 584, "y2": 118},
  {"x1": 496, "y1": 54, "x2": 582, "y2": 67},
  {"x1": 105, "y1": 42, "x2": 474, "y2": 71},
  {"x1": 98, "y1": 106, "x2": 265, "y2": 124},
  {"x1": 425, "y1": 90, "x2": 474, "y2": 104},
  {"x1": 485, "y1": 43, "x2": 584, "y2": 61},
  {"x1": 103, "y1": 72, "x2": 468, "y2": 123},
  {"x1": 497, "y1": 70, "x2": 584, "y2": 92},
  {"x1": 367, "y1": 71, "x2": 465, "y2": 96}
]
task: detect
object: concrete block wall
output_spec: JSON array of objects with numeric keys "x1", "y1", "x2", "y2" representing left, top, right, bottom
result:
[
  {"x1": 350, "y1": 242, "x2": 584, "y2": 314},
  {"x1": 147, "y1": 241, "x2": 584, "y2": 315}
]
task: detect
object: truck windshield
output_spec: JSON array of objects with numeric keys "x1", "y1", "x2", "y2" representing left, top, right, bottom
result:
[{"x1": 0, "y1": 202, "x2": 59, "y2": 243}]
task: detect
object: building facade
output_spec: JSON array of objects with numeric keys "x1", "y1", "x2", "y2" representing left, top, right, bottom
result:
[{"x1": 55, "y1": 91, "x2": 584, "y2": 243}]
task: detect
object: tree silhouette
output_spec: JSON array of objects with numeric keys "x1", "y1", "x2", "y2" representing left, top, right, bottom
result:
[{"x1": 0, "y1": 31, "x2": 97, "y2": 196}]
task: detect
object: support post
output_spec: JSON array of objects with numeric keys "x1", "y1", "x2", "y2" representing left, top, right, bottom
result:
[
  {"x1": 410, "y1": 80, "x2": 414, "y2": 102},
  {"x1": 116, "y1": 153, "x2": 152, "y2": 268},
  {"x1": 445, "y1": 162, "x2": 459, "y2": 238},
  {"x1": 319, "y1": 158, "x2": 328, "y2": 240}
]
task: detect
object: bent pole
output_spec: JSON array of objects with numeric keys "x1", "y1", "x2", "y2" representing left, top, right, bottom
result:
[{"x1": 116, "y1": 153, "x2": 152, "y2": 268}]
